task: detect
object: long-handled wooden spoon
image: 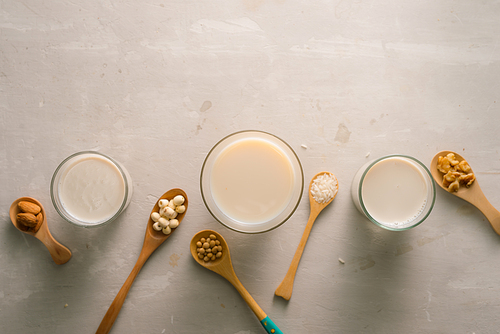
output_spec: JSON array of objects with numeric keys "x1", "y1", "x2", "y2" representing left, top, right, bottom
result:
[
  {"x1": 190, "y1": 229, "x2": 283, "y2": 334},
  {"x1": 431, "y1": 151, "x2": 500, "y2": 235},
  {"x1": 96, "y1": 188, "x2": 188, "y2": 334},
  {"x1": 275, "y1": 171, "x2": 338, "y2": 300},
  {"x1": 9, "y1": 197, "x2": 72, "y2": 265}
]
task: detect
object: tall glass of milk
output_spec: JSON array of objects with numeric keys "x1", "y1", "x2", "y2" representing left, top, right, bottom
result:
[
  {"x1": 200, "y1": 131, "x2": 304, "y2": 233},
  {"x1": 351, "y1": 155, "x2": 435, "y2": 231},
  {"x1": 51, "y1": 151, "x2": 133, "y2": 227}
]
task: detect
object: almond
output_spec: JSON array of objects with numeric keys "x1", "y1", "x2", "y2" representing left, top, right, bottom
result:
[
  {"x1": 17, "y1": 213, "x2": 38, "y2": 228},
  {"x1": 17, "y1": 221, "x2": 30, "y2": 232},
  {"x1": 18, "y1": 201, "x2": 41, "y2": 215},
  {"x1": 34, "y1": 213, "x2": 43, "y2": 232}
]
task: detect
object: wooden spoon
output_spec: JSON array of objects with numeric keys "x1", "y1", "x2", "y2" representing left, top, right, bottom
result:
[
  {"x1": 190, "y1": 229, "x2": 283, "y2": 334},
  {"x1": 96, "y1": 188, "x2": 188, "y2": 334},
  {"x1": 431, "y1": 151, "x2": 500, "y2": 235},
  {"x1": 275, "y1": 171, "x2": 338, "y2": 300},
  {"x1": 9, "y1": 197, "x2": 72, "y2": 265}
]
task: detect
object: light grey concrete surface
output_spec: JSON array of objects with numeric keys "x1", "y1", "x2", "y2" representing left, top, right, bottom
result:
[{"x1": 1, "y1": 1, "x2": 500, "y2": 333}]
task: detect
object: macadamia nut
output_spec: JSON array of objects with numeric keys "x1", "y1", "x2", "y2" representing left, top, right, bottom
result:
[
  {"x1": 169, "y1": 219, "x2": 179, "y2": 228},
  {"x1": 173, "y1": 195, "x2": 185, "y2": 206},
  {"x1": 161, "y1": 206, "x2": 177, "y2": 219},
  {"x1": 158, "y1": 217, "x2": 169, "y2": 228},
  {"x1": 151, "y1": 212, "x2": 161, "y2": 222}
]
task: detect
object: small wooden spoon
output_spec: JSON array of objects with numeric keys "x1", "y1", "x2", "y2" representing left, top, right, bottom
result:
[
  {"x1": 96, "y1": 188, "x2": 188, "y2": 334},
  {"x1": 431, "y1": 151, "x2": 500, "y2": 235},
  {"x1": 275, "y1": 171, "x2": 338, "y2": 300},
  {"x1": 190, "y1": 229, "x2": 283, "y2": 334},
  {"x1": 9, "y1": 197, "x2": 72, "y2": 265}
]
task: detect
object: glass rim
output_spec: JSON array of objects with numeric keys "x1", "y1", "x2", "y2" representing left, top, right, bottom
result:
[
  {"x1": 50, "y1": 150, "x2": 130, "y2": 228},
  {"x1": 200, "y1": 130, "x2": 304, "y2": 234},
  {"x1": 358, "y1": 154, "x2": 436, "y2": 231}
]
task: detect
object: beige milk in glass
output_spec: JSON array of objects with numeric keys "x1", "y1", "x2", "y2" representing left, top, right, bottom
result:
[{"x1": 210, "y1": 138, "x2": 295, "y2": 224}]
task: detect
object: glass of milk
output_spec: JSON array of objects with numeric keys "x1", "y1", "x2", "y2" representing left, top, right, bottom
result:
[
  {"x1": 50, "y1": 151, "x2": 133, "y2": 227},
  {"x1": 351, "y1": 155, "x2": 436, "y2": 231},
  {"x1": 201, "y1": 131, "x2": 304, "y2": 233}
]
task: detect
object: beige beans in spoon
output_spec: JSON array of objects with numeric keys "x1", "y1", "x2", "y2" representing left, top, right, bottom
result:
[
  {"x1": 275, "y1": 171, "x2": 338, "y2": 301},
  {"x1": 431, "y1": 151, "x2": 500, "y2": 235},
  {"x1": 96, "y1": 188, "x2": 188, "y2": 334},
  {"x1": 9, "y1": 197, "x2": 72, "y2": 265}
]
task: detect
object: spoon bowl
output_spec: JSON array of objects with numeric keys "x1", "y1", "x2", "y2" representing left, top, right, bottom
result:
[
  {"x1": 431, "y1": 151, "x2": 500, "y2": 235},
  {"x1": 190, "y1": 229, "x2": 230, "y2": 271},
  {"x1": 143, "y1": 188, "x2": 188, "y2": 246},
  {"x1": 431, "y1": 151, "x2": 475, "y2": 200},
  {"x1": 190, "y1": 229, "x2": 283, "y2": 334},
  {"x1": 96, "y1": 188, "x2": 188, "y2": 334},
  {"x1": 275, "y1": 171, "x2": 338, "y2": 300},
  {"x1": 9, "y1": 197, "x2": 71, "y2": 265}
]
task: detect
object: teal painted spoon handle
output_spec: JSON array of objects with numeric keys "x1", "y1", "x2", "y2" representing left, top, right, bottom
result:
[
  {"x1": 260, "y1": 316, "x2": 284, "y2": 334},
  {"x1": 231, "y1": 275, "x2": 284, "y2": 333},
  {"x1": 191, "y1": 230, "x2": 285, "y2": 333}
]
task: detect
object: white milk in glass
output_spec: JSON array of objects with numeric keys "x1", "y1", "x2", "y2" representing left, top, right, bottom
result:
[
  {"x1": 352, "y1": 155, "x2": 434, "y2": 230},
  {"x1": 362, "y1": 157, "x2": 427, "y2": 226},
  {"x1": 210, "y1": 138, "x2": 295, "y2": 224},
  {"x1": 59, "y1": 155, "x2": 126, "y2": 224}
]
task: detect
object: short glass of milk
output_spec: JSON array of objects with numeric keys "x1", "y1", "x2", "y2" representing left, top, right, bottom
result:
[
  {"x1": 201, "y1": 131, "x2": 304, "y2": 233},
  {"x1": 51, "y1": 151, "x2": 133, "y2": 227},
  {"x1": 351, "y1": 155, "x2": 436, "y2": 231}
]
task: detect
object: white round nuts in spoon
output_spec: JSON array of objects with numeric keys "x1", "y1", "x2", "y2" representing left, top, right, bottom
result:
[{"x1": 150, "y1": 196, "x2": 185, "y2": 234}]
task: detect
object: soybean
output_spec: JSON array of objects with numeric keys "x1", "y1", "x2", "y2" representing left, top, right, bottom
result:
[{"x1": 196, "y1": 233, "x2": 223, "y2": 262}]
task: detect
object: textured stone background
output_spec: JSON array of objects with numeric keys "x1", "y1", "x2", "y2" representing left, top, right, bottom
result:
[{"x1": 1, "y1": 0, "x2": 499, "y2": 333}]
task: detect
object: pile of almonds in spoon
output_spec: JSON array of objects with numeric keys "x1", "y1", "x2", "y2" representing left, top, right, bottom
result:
[{"x1": 16, "y1": 201, "x2": 43, "y2": 232}]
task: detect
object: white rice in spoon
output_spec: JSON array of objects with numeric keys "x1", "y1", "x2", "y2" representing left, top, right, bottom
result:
[{"x1": 310, "y1": 173, "x2": 338, "y2": 203}]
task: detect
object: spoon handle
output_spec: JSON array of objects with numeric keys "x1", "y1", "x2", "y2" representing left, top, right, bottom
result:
[
  {"x1": 35, "y1": 226, "x2": 72, "y2": 265},
  {"x1": 260, "y1": 316, "x2": 284, "y2": 334},
  {"x1": 228, "y1": 273, "x2": 283, "y2": 334},
  {"x1": 275, "y1": 210, "x2": 320, "y2": 300},
  {"x1": 95, "y1": 252, "x2": 148, "y2": 334}
]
